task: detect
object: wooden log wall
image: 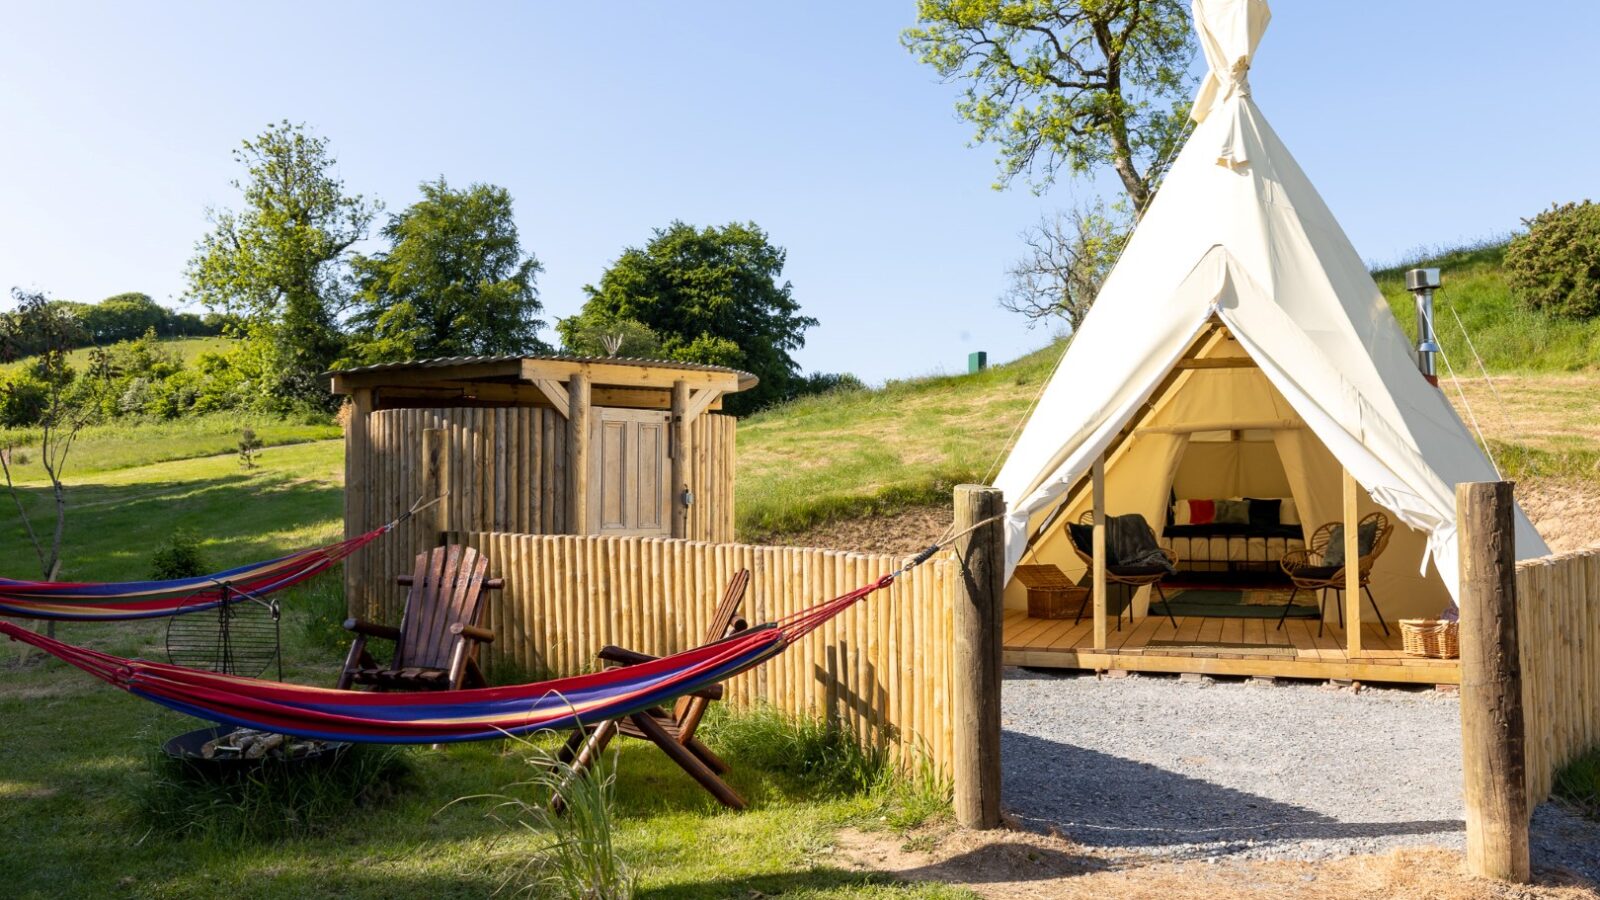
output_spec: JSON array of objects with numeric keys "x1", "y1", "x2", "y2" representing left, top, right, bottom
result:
[
  {"x1": 347, "y1": 407, "x2": 736, "y2": 618},
  {"x1": 1516, "y1": 548, "x2": 1600, "y2": 806},
  {"x1": 456, "y1": 532, "x2": 957, "y2": 774}
]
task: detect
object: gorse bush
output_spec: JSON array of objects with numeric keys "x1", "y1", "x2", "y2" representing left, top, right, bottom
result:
[
  {"x1": 1506, "y1": 200, "x2": 1600, "y2": 319},
  {"x1": 148, "y1": 530, "x2": 209, "y2": 580}
]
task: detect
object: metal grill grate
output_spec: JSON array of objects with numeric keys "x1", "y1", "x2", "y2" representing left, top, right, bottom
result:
[{"x1": 166, "y1": 583, "x2": 282, "y2": 680}]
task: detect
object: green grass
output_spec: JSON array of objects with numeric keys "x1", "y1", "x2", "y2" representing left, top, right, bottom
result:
[
  {"x1": 1554, "y1": 748, "x2": 1600, "y2": 820},
  {"x1": 1375, "y1": 240, "x2": 1600, "y2": 374},
  {"x1": 0, "y1": 335, "x2": 236, "y2": 374},
  {"x1": 736, "y1": 341, "x2": 1065, "y2": 539},
  {"x1": 0, "y1": 412, "x2": 339, "y2": 484},
  {"x1": 0, "y1": 440, "x2": 344, "y2": 582}
]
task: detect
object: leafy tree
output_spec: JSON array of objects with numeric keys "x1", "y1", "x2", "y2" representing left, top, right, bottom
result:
[
  {"x1": 81, "y1": 292, "x2": 167, "y2": 342},
  {"x1": 0, "y1": 290, "x2": 113, "y2": 582},
  {"x1": 1506, "y1": 201, "x2": 1600, "y2": 319},
  {"x1": 557, "y1": 312, "x2": 661, "y2": 359},
  {"x1": 562, "y1": 221, "x2": 817, "y2": 414},
  {"x1": 1001, "y1": 201, "x2": 1130, "y2": 330},
  {"x1": 345, "y1": 178, "x2": 548, "y2": 364},
  {"x1": 903, "y1": 0, "x2": 1196, "y2": 215},
  {"x1": 186, "y1": 121, "x2": 378, "y2": 406}
]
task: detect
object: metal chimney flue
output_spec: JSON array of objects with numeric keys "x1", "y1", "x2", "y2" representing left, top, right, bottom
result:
[{"x1": 1405, "y1": 267, "x2": 1442, "y2": 386}]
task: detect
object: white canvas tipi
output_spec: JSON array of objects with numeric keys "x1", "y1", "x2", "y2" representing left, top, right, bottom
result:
[{"x1": 992, "y1": 0, "x2": 1547, "y2": 610}]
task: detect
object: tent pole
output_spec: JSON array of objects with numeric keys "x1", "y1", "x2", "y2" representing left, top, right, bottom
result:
[
  {"x1": 1343, "y1": 468, "x2": 1362, "y2": 658},
  {"x1": 1092, "y1": 456, "x2": 1108, "y2": 651}
]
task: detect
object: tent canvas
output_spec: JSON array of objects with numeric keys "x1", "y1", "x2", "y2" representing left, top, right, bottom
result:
[{"x1": 991, "y1": 0, "x2": 1548, "y2": 617}]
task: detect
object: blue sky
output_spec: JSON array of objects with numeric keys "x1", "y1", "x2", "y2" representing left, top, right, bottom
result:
[{"x1": 1, "y1": 2, "x2": 1596, "y2": 383}]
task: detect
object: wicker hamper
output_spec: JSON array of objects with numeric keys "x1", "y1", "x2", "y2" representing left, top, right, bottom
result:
[
  {"x1": 1013, "y1": 565, "x2": 1090, "y2": 620},
  {"x1": 1399, "y1": 618, "x2": 1459, "y2": 659}
]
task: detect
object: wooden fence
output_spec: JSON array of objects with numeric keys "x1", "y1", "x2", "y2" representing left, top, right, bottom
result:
[
  {"x1": 391, "y1": 533, "x2": 961, "y2": 772},
  {"x1": 1516, "y1": 547, "x2": 1600, "y2": 804}
]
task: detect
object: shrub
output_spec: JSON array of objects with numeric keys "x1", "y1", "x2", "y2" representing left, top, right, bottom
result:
[
  {"x1": 1505, "y1": 200, "x2": 1600, "y2": 318},
  {"x1": 149, "y1": 530, "x2": 209, "y2": 580},
  {"x1": 708, "y1": 704, "x2": 888, "y2": 797},
  {"x1": 237, "y1": 427, "x2": 263, "y2": 469}
]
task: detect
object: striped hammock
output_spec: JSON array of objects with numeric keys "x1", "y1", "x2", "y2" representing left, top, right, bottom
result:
[
  {"x1": 0, "y1": 576, "x2": 890, "y2": 744},
  {"x1": 0, "y1": 527, "x2": 392, "y2": 622}
]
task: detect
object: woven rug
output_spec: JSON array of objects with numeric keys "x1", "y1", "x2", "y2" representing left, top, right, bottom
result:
[{"x1": 1162, "y1": 588, "x2": 1318, "y2": 619}]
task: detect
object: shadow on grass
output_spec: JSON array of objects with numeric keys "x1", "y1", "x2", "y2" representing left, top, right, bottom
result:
[{"x1": 0, "y1": 471, "x2": 343, "y2": 583}]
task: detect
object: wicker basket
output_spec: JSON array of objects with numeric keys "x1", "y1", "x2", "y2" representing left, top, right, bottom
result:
[
  {"x1": 1399, "y1": 618, "x2": 1459, "y2": 659},
  {"x1": 1014, "y1": 565, "x2": 1090, "y2": 620}
]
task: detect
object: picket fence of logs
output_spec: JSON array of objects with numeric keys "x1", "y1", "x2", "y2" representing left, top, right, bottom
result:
[
  {"x1": 1515, "y1": 547, "x2": 1600, "y2": 806},
  {"x1": 426, "y1": 532, "x2": 962, "y2": 773}
]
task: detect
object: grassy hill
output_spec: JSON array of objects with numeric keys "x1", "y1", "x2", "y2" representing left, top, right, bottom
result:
[
  {"x1": 1376, "y1": 241, "x2": 1600, "y2": 373},
  {"x1": 0, "y1": 335, "x2": 235, "y2": 374}
]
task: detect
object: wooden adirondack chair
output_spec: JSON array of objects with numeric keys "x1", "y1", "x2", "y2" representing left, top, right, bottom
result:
[
  {"x1": 336, "y1": 545, "x2": 504, "y2": 692},
  {"x1": 558, "y1": 569, "x2": 752, "y2": 809}
]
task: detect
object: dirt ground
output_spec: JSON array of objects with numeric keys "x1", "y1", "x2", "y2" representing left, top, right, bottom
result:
[{"x1": 835, "y1": 824, "x2": 1599, "y2": 900}]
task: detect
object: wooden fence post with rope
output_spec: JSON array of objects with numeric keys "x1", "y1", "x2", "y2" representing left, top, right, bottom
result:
[{"x1": 952, "y1": 484, "x2": 1004, "y2": 829}]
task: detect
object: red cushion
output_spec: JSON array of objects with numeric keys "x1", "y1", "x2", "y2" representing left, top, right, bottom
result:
[{"x1": 1186, "y1": 500, "x2": 1215, "y2": 525}]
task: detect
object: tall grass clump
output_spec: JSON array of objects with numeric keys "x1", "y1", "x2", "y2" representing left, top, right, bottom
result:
[
  {"x1": 468, "y1": 735, "x2": 633, "y2": 900},
  {"x1": 709, "y1": 704, "x2": 889, "y2": 797},
  {"x1": 1555, "y1": 748, "x2": 1600, "y2": 819},
  {"x1": 135, "y1": 743, "x2": 413, "y2": 842},
  {"x1": 292, "y1": 573, "x2": 356, "y2": 655}
]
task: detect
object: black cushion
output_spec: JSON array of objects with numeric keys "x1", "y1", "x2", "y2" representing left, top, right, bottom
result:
[
  {"x1": 1068, "y1": 522, "x2": 1113, "y2": 564},
  {"x1": 1246, "y1": 498, "x2": 1282, "y2": 528}
]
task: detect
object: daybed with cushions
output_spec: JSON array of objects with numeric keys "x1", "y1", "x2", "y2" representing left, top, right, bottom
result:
[{"x1": 1164, "y1": 496, "x2": 1304, "y2": 578}]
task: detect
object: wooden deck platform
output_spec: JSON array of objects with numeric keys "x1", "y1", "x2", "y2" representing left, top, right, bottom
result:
[{"x1": 1002, "y1": 610, "x2": 1460, "y2": 685}]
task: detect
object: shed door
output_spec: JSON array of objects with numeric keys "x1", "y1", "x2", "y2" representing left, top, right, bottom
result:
[{"x1": 589, "y1": 408, "x2": 671, "y2": 536}]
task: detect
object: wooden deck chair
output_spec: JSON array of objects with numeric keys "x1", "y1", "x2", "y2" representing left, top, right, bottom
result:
[
  {"x1": 558, "y1": 569, "x2": 752, "y2": 809},
  {"x1": 336, "y1": 544, "x2": 504, "y2": 692}
]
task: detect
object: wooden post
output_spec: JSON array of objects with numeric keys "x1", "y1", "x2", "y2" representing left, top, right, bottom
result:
[
  {"x1": 567, "y1": 373, "x2": 591, "y2": 534},
  {"x1": 344, "y1": 388, "x2": 372, "y2": 617},
  {"x1": 1343, "y1": 468, "x2": 1361, "y2": 657},
  {"x1": 1459, "y1": 480, "x2": 1530, "y2": 882},
  {"x1": 670, "y1": 380, "x2": 691, "y2": 539},
  {"x1": 1092, "y1": 456, "x2": 1108, "y2": 651},
  {"x1": 419, "y1": 428, "x2": 449, "y2": 555},
  {"x1": 952, "y1": 484, "x2": 1003, "y2": 830}
]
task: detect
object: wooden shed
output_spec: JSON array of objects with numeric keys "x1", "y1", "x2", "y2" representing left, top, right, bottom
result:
[{"x1": 329, "y1": 355, "x2": 756, "y2": 616}]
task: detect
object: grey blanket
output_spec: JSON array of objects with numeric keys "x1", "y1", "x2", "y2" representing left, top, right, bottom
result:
[{"x1": 1107, "y1": 514, "x2": 1176, "y2": 573}]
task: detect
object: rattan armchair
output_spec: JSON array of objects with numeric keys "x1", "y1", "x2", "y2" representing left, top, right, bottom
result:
[
  {"x1": 1071, "y1": 512, "x2": 1180, "y2": 629},
  {"x1": 1276, "y1": 512, "x2": 1393, "y2": 636}
]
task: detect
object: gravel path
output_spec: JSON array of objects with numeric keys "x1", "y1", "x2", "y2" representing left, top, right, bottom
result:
[{"x1": 1001, "y1": 668, "x2": 1600, "y2": 878}]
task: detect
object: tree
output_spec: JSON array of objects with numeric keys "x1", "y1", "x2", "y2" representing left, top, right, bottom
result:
[
  {"x1": 186, "y1": 121, "x2": 378, "y2": 406},
  {"x1": 562, "y1": 221, "x2": 817, "y2": 414},
  {"x1": 557, "y1": 312, "x2": 661, "y2": 359},
  {"x1": 1000, "y1": 202, "x2": 1130, "y2": 330},
  {"x1": 1505, "y1": 200, "x2": 1600, "y2": 319},
  {"x1": 0, "y1": 290, "x2": 112, "y2": 582},
  {"x1": 81, "y1": 292, "x2": 168, "y2": 343},
  {"x1": 345, "y1": 178, "x2": 548, "y2": 364},
  {"x1": 903, "y1": 0, "x2": 1196, "y2": 215}
]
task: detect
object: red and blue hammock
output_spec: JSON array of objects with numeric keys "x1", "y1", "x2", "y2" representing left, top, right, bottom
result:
[
  {"x1": 0, "y1": 576, "x2": 891, "y2": 744},
  {"x1": 0, "y1": 526, "x2": 393, "y2": 622}
]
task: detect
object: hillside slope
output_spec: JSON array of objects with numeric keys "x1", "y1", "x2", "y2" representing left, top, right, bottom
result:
[{"x1": 1376, "y1": 242, "x2": 1600, "y2": 373}]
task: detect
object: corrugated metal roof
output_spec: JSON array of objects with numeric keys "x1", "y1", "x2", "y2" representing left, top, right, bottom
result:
[{"x1": 325, "y1": 354, "x2": 758, "y2": 389}]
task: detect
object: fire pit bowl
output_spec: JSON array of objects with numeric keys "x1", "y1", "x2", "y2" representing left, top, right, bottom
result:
[{"x1": 162, "y1": 725, "x2": 351, "y2": 780}]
